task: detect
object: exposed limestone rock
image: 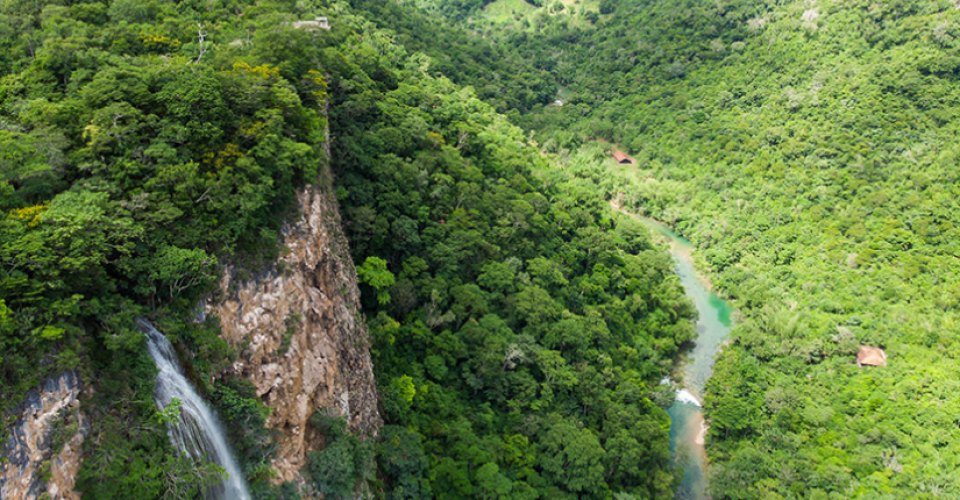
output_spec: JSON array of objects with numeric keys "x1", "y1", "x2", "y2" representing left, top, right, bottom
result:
[
  {"x1": 208, "y1": 180, "x2": 381, "y2": 483},
  {"x1": 0, "y1": 371, "x2": 88, "y2": 500}
]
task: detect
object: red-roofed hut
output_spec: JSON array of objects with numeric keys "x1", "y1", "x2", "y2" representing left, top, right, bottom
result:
[
  {"x1": 612, "y1": 151, "x2": 635, "y2": 165},
  {"x1": 857, "y1": 346, "x2": 887, "y2": 367}
]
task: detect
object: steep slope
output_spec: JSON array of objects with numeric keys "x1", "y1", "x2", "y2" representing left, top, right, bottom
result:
[
  {"x1": 0, "y1": 0, "x2": 748, "y2": 499},
  {"x1": 208, "y1": 176, "x2": 381, "y2": 483},
  {"x1": 321, "y1": 7, "x2": 699, "y2": 497},
  {"x1": 0, "y1": 371, "x2": 86, "y2": 500},
  {"x1": 0, "y1": 1, "x2": 367, "y2": 498},
  {"x1": 433, "y1": 0, "x2": 960, "y2": 497}
]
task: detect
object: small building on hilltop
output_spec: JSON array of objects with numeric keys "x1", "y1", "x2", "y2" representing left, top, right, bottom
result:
[
  {"x1": 612, "y1": 151, "x2": 635, "y2": 165},
  {"x1": 290, "y1": 17, "x2": 330, "y2": 30},
  {"x1": 857, "y1": 345, "x2": 887, "y2": 367}
]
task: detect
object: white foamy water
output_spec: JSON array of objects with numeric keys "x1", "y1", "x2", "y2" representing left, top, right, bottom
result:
[
  {"x1": 676, "y1": 388, "x2": 702, "y2": 407},
  {"x1": 140, "y1": 319, "x2": 251, "y2": 500}
]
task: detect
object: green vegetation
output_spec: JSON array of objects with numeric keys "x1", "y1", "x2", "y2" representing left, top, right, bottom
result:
[
  {"x1": 347, "y1": 0, "x2": 558, "y2": 114},
  {"x1": 0, "y1": 0, "x2": 698, "y2": 498},
  {"x1": 10, "y1": 0, "x2": 956, "y2": 497},
  {"x1": 307, "y1": 411, "x2": 376, "y2": 499},
  {"x1": 409, "y1": 0, "x2": 603, "y2": 33},
  {"x1": 0, "y1": 0, "x2": 328, "y2": 405},
  {"x1": 0, "y1": 0, "x2": 331, "y2": 497},
  {"x1": 420, "y1": 0, "x2": 960, "y2": 497},
  {"x1": 325, "y1": 5, "x2": 697, "y2": 498},
  {"x1": 209, "y1": 377, "x2": 283, "y2": 495}
]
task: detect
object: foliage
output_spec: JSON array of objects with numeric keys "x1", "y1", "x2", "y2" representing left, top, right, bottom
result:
[
  {"x1": 378, "y1": 425, "x2": 432, "y2": 500},
  {"x1": 347, "y1": 0, "x2": 557, "y2": 113},
  {"x1": 75, "y1": 348, "x2": 225, "y2": 500},
  {"x1": 0, "y1": 0, "x2": 739, "y2": 499},
  {"x1": 306, "y1": 412, "x2": 375, "y2": 500},
  {"x1": 323, "y1": 9, "x2": 697, "y2": 497},
  {"x1": 0, "y1": 0, "x2": 331, "y2": 417},
  {"x1": 0, "y1": 0, "x2": 330, "y2": 497},
  {"x1": 439, "y1": 0, "x2": 960, "y2": 497},
  {"x1": 210, "y1": 376, "x2": 301, "y2": 499},
  {"x1": 209, "y1": 378, "x2": 277, "y2": 489},
  {"x1": 357, "y1": 256, "x2": 396, "y2": 305},
  {"x1": 155, "y1": 398, "x2": 183, "y2": 426}
]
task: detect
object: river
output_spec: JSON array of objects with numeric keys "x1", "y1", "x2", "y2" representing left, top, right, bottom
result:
[{"x1": 642, "y1": 217, "x2": 734, "y2": 500}]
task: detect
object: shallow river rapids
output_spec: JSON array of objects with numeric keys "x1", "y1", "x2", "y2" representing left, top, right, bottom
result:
[{"x1": 643, "y1": 218, "x2": 734, "y2": 500}]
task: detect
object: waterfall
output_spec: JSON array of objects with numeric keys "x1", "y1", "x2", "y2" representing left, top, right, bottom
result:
[
  {"x1": 675, "y1": 388, "x2": 702, "y2": 408},
  {"x1": 140, "y1": 319, "x2": 252, "y2": 500}
]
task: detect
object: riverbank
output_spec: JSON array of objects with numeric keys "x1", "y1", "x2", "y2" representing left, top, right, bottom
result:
[
  {"x1": 609, "y1": 201, "x2": 723, "y2": 289},
  {"x1": 612, "y1": 202, "x2": 735, "y2": 500}
]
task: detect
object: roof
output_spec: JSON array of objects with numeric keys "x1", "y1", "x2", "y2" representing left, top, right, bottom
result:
[
  {"x1": 857, "y1": 345, "x2": 886, "y2": 367},
  {"x1": 612, "y1": 151, "x2": 634, "y2": 164},
  {"x1": 290, "y1": 17, "x2": 330, "y2": 30}
]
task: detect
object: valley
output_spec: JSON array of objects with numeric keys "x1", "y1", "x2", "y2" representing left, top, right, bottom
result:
[{"x1": 1, "y1": 0, "x2": 959, "y2": 499}]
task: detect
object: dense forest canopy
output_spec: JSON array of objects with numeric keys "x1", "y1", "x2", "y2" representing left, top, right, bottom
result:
[
  {"x1": 422, "y1": 0, "x2": 960, "y2": 497},
  {"x1": 0, "y1": 0, "x2": 701, "y2": 499},
  {"x1": 329, "y1": 38, "x2": 697, "y2": 500},
  {"x1": 4, "y1": 0, "x2": 960, "y2": 498}
]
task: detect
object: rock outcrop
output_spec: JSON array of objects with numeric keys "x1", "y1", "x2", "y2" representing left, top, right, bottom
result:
[
  {"x1": 0, "y1": 371, "x2": 88, "y2": 500},
  {"x1": 207, "y1": 176, "x2": 381, "y2": 482}
]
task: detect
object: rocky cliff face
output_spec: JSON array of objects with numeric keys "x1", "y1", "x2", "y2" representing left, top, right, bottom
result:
[
  {"x1": 0, "y1": 371, "x2": 88, "y2": 500},
  {"x1": 207, "y1": 177, "x2": 381, "y2": 483}
]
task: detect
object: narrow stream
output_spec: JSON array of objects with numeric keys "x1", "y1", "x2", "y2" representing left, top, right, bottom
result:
[{"x1": 643, "y1": 218, "x2": 734, "y2": 500}]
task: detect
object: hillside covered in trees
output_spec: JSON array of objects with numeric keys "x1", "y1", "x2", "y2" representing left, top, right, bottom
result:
[
  {"x1": 5, "y1": 0, "x2": 960, "y2": 498},
  {"x1": 0, "y1": 0, "x2": 698, "y2": 499},
  {"x1": 420, "y1": 0, "x2": 960, "y2": 497}
]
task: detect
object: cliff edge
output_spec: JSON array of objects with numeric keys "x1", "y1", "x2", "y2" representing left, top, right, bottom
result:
[
  {"x1": 207, "y1": 176, "x2": 382, "y2": 483},
  {"x1": 0, "y1": 371, "x2": 87, "y2": 500}
]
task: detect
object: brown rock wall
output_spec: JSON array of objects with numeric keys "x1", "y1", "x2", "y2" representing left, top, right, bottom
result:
[
  {"x1": 207, "y1": 180, "x2": 381, "y2": 483},
  {"x1": 0, "y1": 371, "x2": 88, "y2": 500}
]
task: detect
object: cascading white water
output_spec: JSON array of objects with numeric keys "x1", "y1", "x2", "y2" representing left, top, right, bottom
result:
[{"x1": 140, "y1": 319, "x2": 252, "y2": 500}]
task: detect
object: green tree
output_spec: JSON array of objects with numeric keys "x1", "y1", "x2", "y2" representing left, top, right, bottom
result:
[
  {"x1": 538, "y1": 420, "x2": 608, "y2": 498},
  {"x1": 148, "y1": 246, "x2": 218, "y2": 300},
  {"x1": 379, "y1": 426, "x2": 432, "y2": 500},
  {"x1": 358, "y1": 256, "x2": 396, "y2": 305}
]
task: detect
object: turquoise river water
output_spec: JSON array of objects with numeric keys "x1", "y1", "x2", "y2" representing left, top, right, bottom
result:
[{"x1": 642, "y1": 217, "x2": 734, "y2": 500}]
